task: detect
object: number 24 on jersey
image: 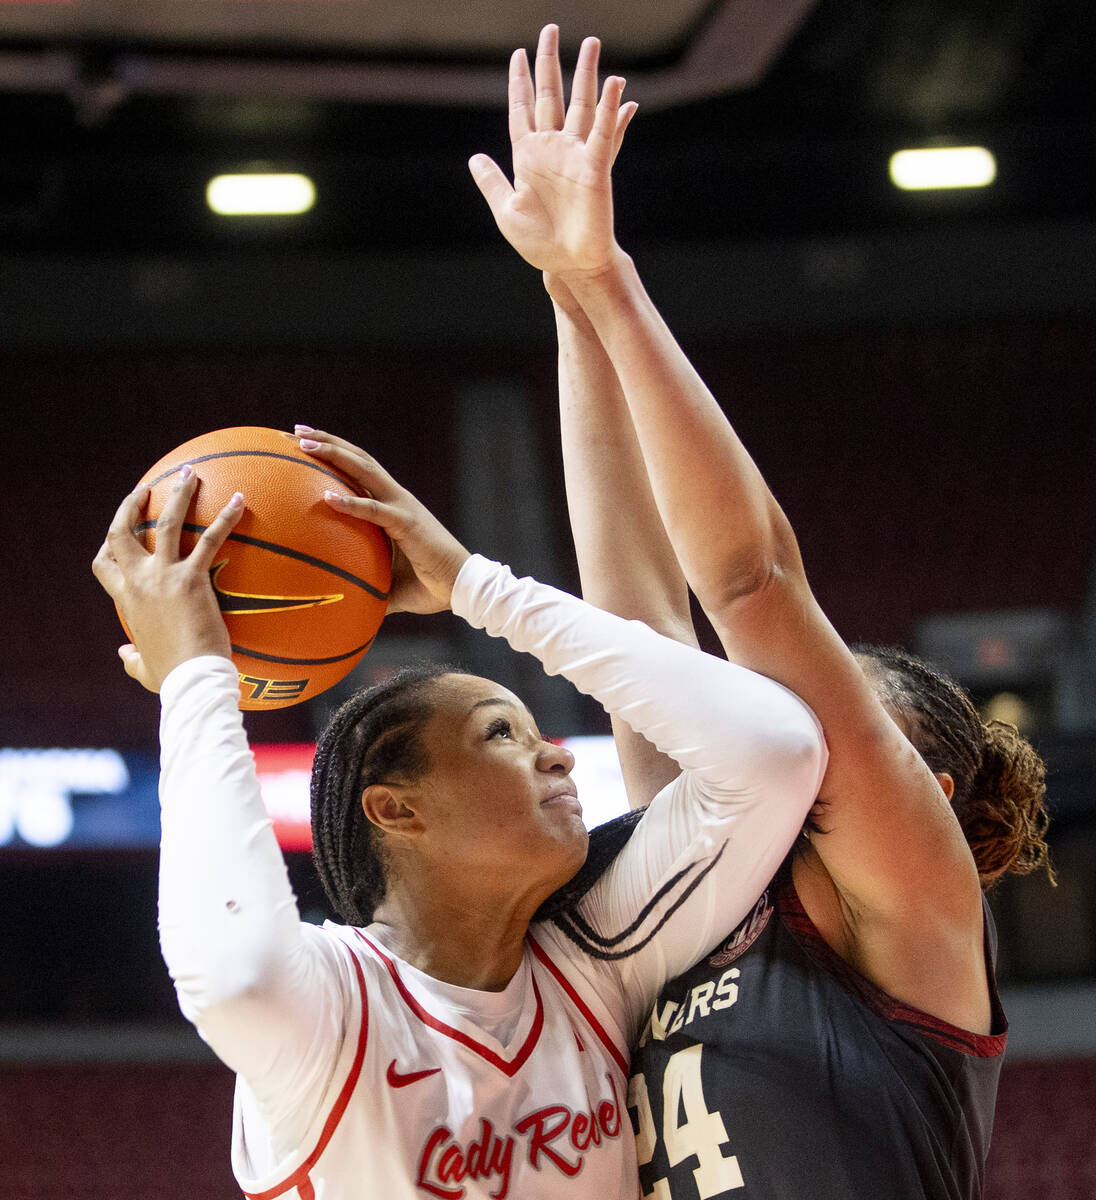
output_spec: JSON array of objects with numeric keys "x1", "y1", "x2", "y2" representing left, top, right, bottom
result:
[{"x1": 629, "y1": 1045, "x2": 745, "y2": 1199}]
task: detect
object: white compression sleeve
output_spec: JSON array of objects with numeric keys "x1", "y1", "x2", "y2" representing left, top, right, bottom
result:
[
  {"x1": 158, "y1": 656, "x2": 302, "y2": 1025},
  {"x1": 158, "y1": 656, "x2": 351, "y2": 1149}
]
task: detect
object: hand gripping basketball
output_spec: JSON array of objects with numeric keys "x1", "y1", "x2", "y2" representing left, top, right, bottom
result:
[
  {"x1": 92, "y1": 468, "x2": 244, "y2": 692},
  {"x1": 108, "y1": 426, "x2": 395, "y2": 710},
  {"x1": 295, "y1": 427, "x2": 471, "y2": 615}
]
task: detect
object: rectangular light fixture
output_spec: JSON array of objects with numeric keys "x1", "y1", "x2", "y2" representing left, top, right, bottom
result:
[
  {"x1": 889, "y1": 146, "x2": 996, "y2": 191},
  {"x1": 206, "y1": 173, "x2": 316, "y2": 216}
]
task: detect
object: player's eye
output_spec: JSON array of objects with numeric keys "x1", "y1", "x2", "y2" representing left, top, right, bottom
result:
[{"x1": 485, "y1": 716, "x2": 513, "y2": 740}]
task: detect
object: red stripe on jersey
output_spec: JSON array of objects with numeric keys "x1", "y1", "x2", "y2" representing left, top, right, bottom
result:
[
  {"x1": 354, "y1": 930, "x2": 545, "y2": 1077},
  {"x1": 526, "y1": 935, "x2": 629, "y2": 1077},
  {"x1": 244, "y1": 941, "x2": 370, "y2": 1200}
]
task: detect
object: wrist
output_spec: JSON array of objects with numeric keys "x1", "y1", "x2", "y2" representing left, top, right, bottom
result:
[
  {"x1": 555, "y1": 248, "x2": 637, "y2": 309},
  {"x1": 158, "y1": 620, "x2": 233, "y2": 680},
  {"x1": 439, "y1": 547, "x2": 472, "y2": 607},
  {"x1": 546, "y1": 282, "x2": 598, "y2": 342}
]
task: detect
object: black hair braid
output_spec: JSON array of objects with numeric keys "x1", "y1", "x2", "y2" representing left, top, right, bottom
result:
[
  {"x1": 310, "y1": 664, "x2": 458, "y2": 926},
  {"x1": 310, "y1": 696, "x2": 375, "y2": 926}
]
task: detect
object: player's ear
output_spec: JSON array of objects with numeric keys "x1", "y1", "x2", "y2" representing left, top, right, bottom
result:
[
  {"x1": 934, "y1": 772, "x2": 956, "y2": 802},
  {"x1": 362, "y1": 784, "x2": 424, "y2": 838}
]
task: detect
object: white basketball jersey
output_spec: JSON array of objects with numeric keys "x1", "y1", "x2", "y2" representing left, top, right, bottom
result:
[{"x1": 231, "y1": 924, "x2": 637, "y2": 1200}]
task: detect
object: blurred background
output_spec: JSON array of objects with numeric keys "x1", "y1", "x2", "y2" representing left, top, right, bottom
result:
[{"x1": 1, "y1": 1, "x2": 1094, "y2": 1196}]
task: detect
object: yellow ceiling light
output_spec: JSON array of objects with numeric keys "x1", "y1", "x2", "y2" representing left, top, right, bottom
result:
[
  {"x1": 206, "y1": 173, "x2": 316, "y2": 216},
  {"x1": 889, "y1": 146, "x2": 997, "y2": 191}
]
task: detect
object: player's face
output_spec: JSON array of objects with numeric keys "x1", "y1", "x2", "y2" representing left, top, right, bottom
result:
[{"x1": 411, "y1": 673, "x2": 588, "y2": 900}]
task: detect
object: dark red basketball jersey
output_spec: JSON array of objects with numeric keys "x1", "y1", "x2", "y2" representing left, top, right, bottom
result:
[{"x1": 627, "y1": 863, "x2": 1007, "y2": 1200}]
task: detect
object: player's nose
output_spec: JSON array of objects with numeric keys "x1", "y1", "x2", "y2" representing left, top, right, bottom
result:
[{"x1": 537, "y1": 740, "x2": 575, "y2": 774}]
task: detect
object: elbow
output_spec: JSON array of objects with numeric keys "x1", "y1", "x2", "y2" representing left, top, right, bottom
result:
[
  {"x1": 686, "y1": 494, "x2": 801, "y2": 609},
  {"x1": 738, "y1": 685, "x2": 827, "y2": 810},
  {"x1": 698, "y1": 516, "x2": 802, "y2": 617},
  {"x1": 699, "y1": 699, "x2": 826, "y2": 826},
  {"x1": 701, "y1": 547, "x2": 775, "y2": 614},
  {"x1": 775, "y1": 703, "x2": 829, "y2": 808}
]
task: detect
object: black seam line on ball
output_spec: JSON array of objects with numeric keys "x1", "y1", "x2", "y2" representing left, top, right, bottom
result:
[
  {"x1": 145, "y1": 450, "x2": 352, "y2": 491},
  {"x1": 231, "y1": 635, "x2": 376, "y2": 667},
  {"x1": 133, "y1": 521, "x2": 389, "y2": 601}
]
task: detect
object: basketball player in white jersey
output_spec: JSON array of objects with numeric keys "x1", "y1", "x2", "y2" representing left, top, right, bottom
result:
[{"x1": 92, "y1": 413, "x2": 826, "y2": 1197}]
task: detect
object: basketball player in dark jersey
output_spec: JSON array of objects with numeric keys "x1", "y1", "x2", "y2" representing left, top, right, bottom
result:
[{"x1": 471, "y1": 25, "x2": 1053, "y2": 1198}]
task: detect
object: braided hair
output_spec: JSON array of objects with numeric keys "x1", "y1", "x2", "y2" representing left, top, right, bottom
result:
[
  {"x1": 311, "y1": 663, "x2": 459, "y2": 926},
  {"x1": 854, "y1": 644, "x2": 1054, "y2": 889}
]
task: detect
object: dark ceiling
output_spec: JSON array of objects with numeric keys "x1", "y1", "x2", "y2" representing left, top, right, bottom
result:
[{"x1": 1, "y1": 0, "x2": 1094, "y2": 255}]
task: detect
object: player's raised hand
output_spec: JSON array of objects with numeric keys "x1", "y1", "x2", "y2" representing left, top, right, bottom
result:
[
  {"x1": 296, "y1": 428, "x2": 470, "y2": 617},
  {"x1": 92, "y1": 469, "x2": 242, "y2": 691},
  {"x1": 469, "y1": 24, "x2": 637, "y2": 280}
]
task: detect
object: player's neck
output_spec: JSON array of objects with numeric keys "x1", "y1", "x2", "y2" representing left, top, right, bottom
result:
[{"x1": 369, "y1": 885, "x2": 534, "y2": 992}]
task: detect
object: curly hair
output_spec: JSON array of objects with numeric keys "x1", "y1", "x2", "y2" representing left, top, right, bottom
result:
[{"x1": 854, "y1": 644, "x2": 1054, "y2": 889}]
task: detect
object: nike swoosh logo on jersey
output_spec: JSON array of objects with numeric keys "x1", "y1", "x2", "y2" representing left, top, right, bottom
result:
[
  {"x1": 387, "y1": 1060, "x2": 442, "y2": 1089},
  {"x1": 209, "y1": 559, "x2": 343, "y2": 615}
]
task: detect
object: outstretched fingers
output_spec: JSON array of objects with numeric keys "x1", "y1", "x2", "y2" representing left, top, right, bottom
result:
[
  {"x1": 295, "y1": 427, "x2": 403, "y2": 505},
  {"x1": 321, "y1": 490, "x2": 402, "y2": 544},
  {"x1": 97, "y1": 484, "x2": 151, "y2": 582},
  {"x1": 153, "y1": 465, "x2": 198, "y2": 561},
  {"x1": 293, "y1": 424, "x2": 370, "y2": 464},
  {"x1": 92, "y1": 537, "x2": 125, "y2": 600},
  {"x1": 611, "y1": 100, "x2": 639, "y2": 166},
  {"x1": 562, "y1": 35, "x2": 601, "y2": 139},
  {"x1": 508, "y1": 45, "x2": 536, "y2": 145},
  {"x1": 586, "y1": 75, "x2": 627, "y2": 169},
  {"x1": 467, "y1": 152, "x2": 514, "y2": 217},
  {"x1": 534, "y1": 23, "x2": 565, "y2": 131}
]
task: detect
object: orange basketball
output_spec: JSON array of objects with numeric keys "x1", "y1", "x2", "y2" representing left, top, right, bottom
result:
[{"x1": 126, "y1": 426, "x2": 391, "y2": 710}]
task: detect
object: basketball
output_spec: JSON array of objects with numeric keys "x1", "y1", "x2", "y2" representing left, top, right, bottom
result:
[{"x1": 125, "y1": 426, "x2": 392, "y2": 710}]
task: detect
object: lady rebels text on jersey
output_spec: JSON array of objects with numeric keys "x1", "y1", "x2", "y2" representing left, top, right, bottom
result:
[{"x1": 156, "y1": 557, "x2": 827, "y2": 1198}]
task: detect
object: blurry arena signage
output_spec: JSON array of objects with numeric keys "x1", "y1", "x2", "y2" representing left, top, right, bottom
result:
[
  {"x1": 0, "y1": 747, "x2": 154, "y2": 849},
  {"x1": 0, "y1": 738, "x2": 629, "y2": 853},
  {"x1": 0, "y1": 744, "x2": 315, "y2": 852}
]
